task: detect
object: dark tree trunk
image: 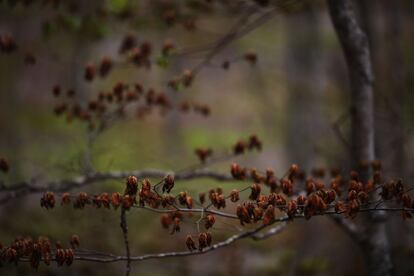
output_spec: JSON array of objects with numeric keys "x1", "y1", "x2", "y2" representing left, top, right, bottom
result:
[
  {"x1": 327, "y1": 0, "x2": 392, "y2": 275},
  {"x1": 327, "y1": 0, "x2": 374, "y2": 168}
]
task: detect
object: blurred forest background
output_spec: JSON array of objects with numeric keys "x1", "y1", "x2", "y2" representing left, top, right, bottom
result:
[{"x1": 0, "y1": 0, "x2": 414, "y2": 275}]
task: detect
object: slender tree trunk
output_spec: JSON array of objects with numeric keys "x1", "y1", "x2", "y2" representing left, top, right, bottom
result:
[
  {"x1": 327, "y1": 0, "x2": 392, "y2": 275},
  {"x1": 327, "y1": 0, "x2": 374, "y2": 168}
]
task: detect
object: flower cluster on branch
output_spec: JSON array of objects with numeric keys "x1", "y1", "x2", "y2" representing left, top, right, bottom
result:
[
  {"x1": 30, "y1": 158, "x2": 414, "y2": 271},
  {"x1": 0, "y1": 235, "x2": 79, "y2": 269}
]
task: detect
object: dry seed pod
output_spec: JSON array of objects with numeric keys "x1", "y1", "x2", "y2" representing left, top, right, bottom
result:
[
  {"x1": 244, "y1": 50, "x2": 257, "y2": 65},
  {"x1": 160, "y1": 214, "x2": 172, "y2": 229},
  {"x1": 40, "y1": 192, "x2": 55, "y2": 209},
  {"x1": 0, "y1": 34, "x2": 18, "y2": 53},
  {"x1": 233, "y1": 140, "x2": 246, "y2": 155},
  {"x1": 248, "y1": 135, "x2": 262, "y2": 151},
  {"x1": 185, "y1": 196, "x2": 193, "y2": 209},
  {"x1": 99, "y1": 56, "x2": 113, "y2": 77},
  {"x1": 111, "y1": 192, "x2": 122, "y2": 209},
  {"x1": 263, "y1": 205, "x2": 275, "y2": 225},
  {"x1": 204, "y1": 214, "x2": 215, "y2": 229},
  {"x1": 65, "y1": 248, "x2": 74, "y2": 266},
  {"x1": 61, "y1": 193, "x2": 71, "y2": 205},
  {"x1": 182, "y1": 70, "x2": 193, "y2": 87},
  {"x1": 195, "y1": 148, "x2": 212, "y2": 163},
  {"x1": 229, "y1": 189, "x2": 240, "y2": 202},
  {"x1": 84, "y1": 63, "x2": 96, "y2": 81},
  {"x1": 125, "y1": 176, "x2": 138, "y2": 196},
  {"x1": 162, "y1": 39, "x2": 175, "y2": 55},
  {"x1": 198, "y1": 232, "x2": 209, "y2": 251},
  {"x1": 199, "y1": 193, "x2": 206, "y2": 204},
  {"x1": 69, "y1": 235, "x2": 80, "y2": 249},
  {"x1": 163, "y1": 174, "x2": 175, "y2": 193},
  {"x1": 230, "y1": 163, "x2": 246, "y2": 180},
  {"x1": 185, "y1": 235, "x2": 197, "y2": 251},
  {"x1": 287, "y1": 200, "x2": 298, "y2": 218},
  {"x1": 0, "y1": 157, "x2": 9, "y2": 173},
  {"x1": 119, "y1": 33, "x2": 137, "y2": 54},
  {"x1": 249, "y1": 183, "x2": 261, "y2": 201}
]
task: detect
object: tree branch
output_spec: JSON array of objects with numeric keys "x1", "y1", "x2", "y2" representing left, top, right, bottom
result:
[
  {"x1": 0, "y1": 168, "x2": 237, "y2": 205},
  {"x1": 251, "y1": 222, "x2": 287, "y2": 240},
  {"x1": 120, "y1": 208, "x2": 131, "y2": 276},
  {"x1": 13, "y1": 206, "x2": 410, "y2": 267}
]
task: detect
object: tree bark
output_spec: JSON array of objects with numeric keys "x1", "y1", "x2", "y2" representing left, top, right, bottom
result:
[
  {"x1": 327, "y1": 0, "x2": 374, "y2": 168},
  {"x1": 327, "y1": 0, "x2": 392, "y2": 275}
]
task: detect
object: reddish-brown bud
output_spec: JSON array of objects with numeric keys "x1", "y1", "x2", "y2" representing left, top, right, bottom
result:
[
  {"x1": 162, "y1": 174, "x2": 175, "y2": 193},
  {"x1": 249, "y1": 183, "x2": 261, "y2": 201},
  {"x1": 0, "y1": 157, "x2": 9, "y2": 173},
  {"x1": 69, "y1": 234, "x2": 80, "y2": 249},
  {"x1": 204, "y1": 214, "x2": 215, "y2": 229},
  {"x1": 84, "y1": 63, "x2": 96, "y2": 81},
  {"x1": 41, "y1": 192, "x2": 55, "y2": 209},
  {"x1": 230, "y1": 189, "x2": 240, "y2": 202},
  {"x1": 185, "y1": 235, "x2": 197, "y2": 251},
  {"x1": 99, "y1": 56, "x2": 113, "y2": 77},
  {"x1": 244, "y1": 50, "x2": 257, "y2": 65}
]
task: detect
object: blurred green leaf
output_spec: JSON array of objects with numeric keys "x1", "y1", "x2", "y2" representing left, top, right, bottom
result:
[
  {"x1": 80, "y1": 16, "x2": 108, "y2": 40},
  {"x1": 156, "y1": 55, "x2": 170, "y2": 69},
  {"x1": 298, "y1": 257, "x2": 329, "y2": 275},
  {"x1": 107, "y1": 0, "x2": 129, "y2": 14},
  {"x1": 58, "y1": 14, "x2": 82, "y2": 32},
  {"x1": 42, "y1": 20, "x2": 57, "y2": 38}
]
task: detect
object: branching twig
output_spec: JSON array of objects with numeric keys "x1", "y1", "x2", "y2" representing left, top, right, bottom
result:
[
  {"x1": 332, "y1": 110, "x2": 351, "y2": 149},
  {"x1": 190, "y1": 7, "x2": 276, "y2": 76}
]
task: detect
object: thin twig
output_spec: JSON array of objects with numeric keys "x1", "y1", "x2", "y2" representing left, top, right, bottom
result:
[
  {"x1": 120, "y1": 208, "x2": 131, "y2": 276},
  {"x1": 332, "y1": 110, "x2": 351, "y2": 149}
]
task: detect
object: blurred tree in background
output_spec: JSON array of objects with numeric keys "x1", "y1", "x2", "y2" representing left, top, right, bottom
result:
[{"x1": 1, "y1": 0, "x2": 414, "y2": 275}]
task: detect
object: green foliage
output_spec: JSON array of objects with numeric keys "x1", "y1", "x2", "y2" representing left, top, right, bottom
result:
[
  {"x1": 298, "y1": 257, "x2": 329, "y2": 275},
  {"x1": 80, "y1": 16, "x2": 108, "y2": 39},
  {"x1": 42, "y1": 21, "x2": 58, "y2": 38},
  {"x1": 107, "y1": 0, "x2": 130, "y2": 14},
  {"x1": 156, "y1": 55, "x2": 171, "y2": 69},
  {"x1": 57, "y1": 14, "x2": 82, "y2": 32}
]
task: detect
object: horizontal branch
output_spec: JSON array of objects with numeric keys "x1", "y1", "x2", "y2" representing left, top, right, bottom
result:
[
  {"x1": 0, "y1": 168, "x2": 236, "y2": 205},
  {"x1": 251, "y1": 222, "x2": 287, "y2": 240},
  {"x1": 135, "y1": 206, "x2": 239, "y2": 220},
  {"x1": 13, "y1": 206, "x2": 411, "y2": 266},
  {"x1": 16, "y1": 215, "x2": 289, "y2": 264}
]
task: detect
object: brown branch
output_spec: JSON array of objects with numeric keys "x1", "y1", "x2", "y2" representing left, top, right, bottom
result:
[
  {"x1": 331, "y1": 110, "x2": 351, "y2": 150},
  {"x1": 6, "y1": 203, "x2": 412, "y2": 276},
  {"x1": 191, "y1": 7, "x2": 276, "y2": 76},
  {"x1": 13, "y1": 206, "x2": 410, "y2": 266},
  {"x1": 134, "y1": 205, "x2": 238, "y2": 220},
  {"x1": 251, "y1": 222, "x2": 287, "y2": 240},
  {"x1": 120, "y1": 208, "x2": 131, "y2": 276},
  {"x1": 16, "y1": 215, "x2": 290, "y2": 265},
  {"x1": 0, "y1": 168, "x2": 236, "y2": 205}
]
